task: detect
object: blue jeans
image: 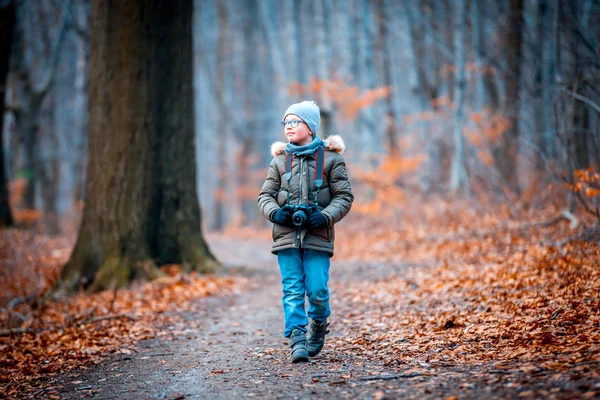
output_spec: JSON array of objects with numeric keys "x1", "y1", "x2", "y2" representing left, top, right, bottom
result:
[{"x1": 277, "y1": 248, "x2": 331, "y2": 338}]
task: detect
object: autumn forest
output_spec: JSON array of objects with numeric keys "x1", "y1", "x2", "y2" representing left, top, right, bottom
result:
[{"x1": 1, "y1": 0, "x2": 599, "y2": 399}]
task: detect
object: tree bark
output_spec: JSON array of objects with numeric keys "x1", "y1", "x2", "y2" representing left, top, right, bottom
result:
[
  {"x1": 71, "y1": 0, "x2": 91, "y2": 208},
  {"x1": 564, "y1": 2, "x2": 592, "y2": 172},
  {"x1": 360, "y1": 0, "x2": 376, "y2": 142},
  {"x1": 294, "y1": 0, "x2": 305, "y2": 84},
  {"x1": 403, "y1": 0, "x2": 444, "y2": 110},
  {"x1": 38, "y1": 93, "x2": 60, "y2": 235},
  {"x1": 532, "y1": 0, "x2": 550, "y2": 171},
  {"x1": 59, "y1": 0, "x2": 219, "y2": 294},
  {"x1": 450, "y1": 0, "x2": 469, "y2": 194},
  {"x1": 0, "y1": 0, "x2": 15, "y2": 228},
  {"x1": 402, "y1": 0, "x2": 429, "y2": 110},
  {"x1": 377, "y1": 0, "x2": 399, "y2": 158},
  {"x1": 240, "y1": 0, "x2": 261, "y2": 226},
  {"x1": 12, "y1": 0, "x2": 70, "y2": 212},
  {"x1": 497, "y1": 0, "x2": 524, "y2": 192},
  {"x1": 470, "y1": 1, "x2": 486, "y2": 110},
  {"x1": 313, "y1": 0, "x2": 328, "y2": 107},
  {"x1": 212, "y1": 0, "x2": 228, "y2": 231}
]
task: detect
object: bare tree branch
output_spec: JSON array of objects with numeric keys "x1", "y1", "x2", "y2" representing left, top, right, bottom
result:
[{"x1": 560, "y1": 87, "x2": 600, "y2": 115}]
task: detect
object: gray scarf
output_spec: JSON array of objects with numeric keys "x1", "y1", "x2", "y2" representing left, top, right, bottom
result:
[{"x1": 285, "y1": 136, "x2": 324, "y2": 156}]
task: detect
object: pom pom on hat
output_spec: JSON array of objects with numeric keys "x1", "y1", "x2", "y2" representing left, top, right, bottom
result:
[{"x1": 283, "y1": 100, "x2": 321, "y2": 136}]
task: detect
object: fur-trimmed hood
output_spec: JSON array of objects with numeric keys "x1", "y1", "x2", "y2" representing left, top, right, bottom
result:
[{"x1": 271, "y1": 135, "x2": 345, "y2": 157}]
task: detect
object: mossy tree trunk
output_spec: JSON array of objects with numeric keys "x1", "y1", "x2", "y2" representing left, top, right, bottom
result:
[{"x1": 59, "y1": 0, "x2": 218, "y2": 294}]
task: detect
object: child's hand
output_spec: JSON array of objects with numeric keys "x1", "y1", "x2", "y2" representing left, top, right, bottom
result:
[
  {"x1": 307, "y1": 210, "x2": 327, "y2": 229},
  {"x1": 273, "y1": 205, "x2": 294, "y2": 226}
]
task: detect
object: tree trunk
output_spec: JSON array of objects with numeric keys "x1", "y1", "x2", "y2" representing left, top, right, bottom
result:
[
  {"x1": 71, "y1": 0, "x2": 91, "y2": 208},
  {"x1": 402, "y1": 0, "x2": 430, "y2": 110},
  {"x1": 12, "y1": 0, "x2": 70, "y2": 212},
  {"x1": 313, "y1": 0, "x2": 328, "y2": 107},
  {"x1": 0, "y1": 0, "x2": 15, "y2": 228},
  {"x1": 236, "y1": 136, "x2": 252, "y2": 226},
  {"x1": 497, "y1": 0, "x2": 524, "y2": 192},
  {"x1": 541, "y1": 0, "x2": 556, "y2": 162},
  {"x1": 212, "y1": 0, "x2": 228, "y2": 231},
  {"x1": 13, "y1": 96, "x2": 42, "y2": 210},
  {"x1": 50, "y1": 5, "x2": 89, "y2": 230},
  {"x1": 450, "y1": 0, "x2": 469, "y2": 194},
  {"x1": 294, "y1": 0, "x2": 305, "y2": 84},
  {"x1": 59, "y1": 0, "x2": 219, "y2": 294},
  {"x1": 360, "y1": 0, "x2": 377, "y2": 143},
  {"x1": 241, "y1": 0, "x2": 262, "y2": 226},
  {"x1": 377, "y1": 0, "x2": 399, "y2": 158},
  {"x1": 331, "y1": 0, "x2": 350, "y2": 80},
  {"x1": 442, "y1": 0, "x2": 455, "y2": 103},
  {"x1": 564, "y1": 2, "x2": 593, "y2": 172},
  {"x1": 38, "y1": 95, "x2": 60, "y2": 235},
  {"x1": 532, "y1": 0, "x2": 550, "y2": 171},
  {"x1": 470, "y1": 1, "x2": 486, "y2": 110}
]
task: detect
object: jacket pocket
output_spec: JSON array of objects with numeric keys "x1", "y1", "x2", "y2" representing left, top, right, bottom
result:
[
  {"x1": 273, "y1": 223, "x2": 295, "y2": 242},
  {"x1": 312, "y1": 225, "x2": 332, "y2": 241}
]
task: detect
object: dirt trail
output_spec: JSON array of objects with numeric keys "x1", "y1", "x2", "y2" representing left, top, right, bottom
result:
[
  {"x1": 33, "y1": 234, "x2": 588, "y2": 399},
  {"x1": 41, "y1": 235, "x2": 423, "y2": 400}
]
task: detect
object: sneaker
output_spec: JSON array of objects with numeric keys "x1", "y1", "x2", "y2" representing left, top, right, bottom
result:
[
  {"x1": 307, "y1": 320, "x2": 329, "y2": 357},
  {"x1": 289, "y1": 329, "x2": 309, "y2": 363}
]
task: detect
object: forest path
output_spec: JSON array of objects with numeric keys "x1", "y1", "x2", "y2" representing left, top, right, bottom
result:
[
  {"x1": 48, "y1": 234, "x2": 431, "y2": 400},
  {"x1": 42, "y1": 233, "x2": 590, "y2": 400}
]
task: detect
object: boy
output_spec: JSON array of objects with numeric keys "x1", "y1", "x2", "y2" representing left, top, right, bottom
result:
[{"x1": 257, "y1": 100, "x2": 354, "y2": 363}]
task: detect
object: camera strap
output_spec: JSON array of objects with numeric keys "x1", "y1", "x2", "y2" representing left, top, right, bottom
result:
[
  {"x1": 313, "y1": 146, "x2": 324, "y2": 204},
  {"x1": 283, "y1": 152, "x2": 293, "y2": 183},
  {"x1": 314, "y1": 146, "x2": 324, "y2": 189},
  {"x1": 283, "y1": 146, "x2": 325, "y2": 205},
  {"x1": 284, "y1": 152, "x2": 293, "y2": 205}
]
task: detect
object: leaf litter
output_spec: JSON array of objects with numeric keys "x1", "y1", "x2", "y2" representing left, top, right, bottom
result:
[
  {"x1": 0, "y1": 231, "x2": 248, "y2": 398},
  {"x1": 329, "y1": 197, "x2": 599, "y2": 398},
  {"x1": 1, "y1": 195, "x2": 599, "y2": 398}
]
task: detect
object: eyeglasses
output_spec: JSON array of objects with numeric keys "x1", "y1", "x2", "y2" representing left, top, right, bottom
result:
[{"x1": 281, "y1": 119, "x2": 303, "y2": 129}]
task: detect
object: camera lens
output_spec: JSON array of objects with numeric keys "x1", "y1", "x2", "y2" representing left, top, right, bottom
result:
[{"x1": 292, "y1": 210, "x2": 306, "y2": 226}]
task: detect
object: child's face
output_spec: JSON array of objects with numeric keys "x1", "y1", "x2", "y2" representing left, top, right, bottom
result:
[{"x1": 283, "y1": 114, "x2": 313, "y2": 146}]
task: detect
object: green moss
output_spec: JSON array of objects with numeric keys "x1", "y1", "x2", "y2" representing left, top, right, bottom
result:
[
  {"x1": 88, "y1": 246, "x2": 133, "y2": 292},
  {"x1": 88, "y1": 243, "x2": 161, "y2": 292}
]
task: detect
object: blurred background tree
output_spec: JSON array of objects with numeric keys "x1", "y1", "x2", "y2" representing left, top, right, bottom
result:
[{"x1": 0, "y1": 0, "x2": 15, "y2": 228}]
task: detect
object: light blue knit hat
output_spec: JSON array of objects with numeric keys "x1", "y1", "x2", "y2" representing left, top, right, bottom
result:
[{"x1": 283, "y1": 100, "x2": 321, "y2": 136}]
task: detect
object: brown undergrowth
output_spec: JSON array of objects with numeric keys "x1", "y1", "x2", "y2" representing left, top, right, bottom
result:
[
  {"x1": 0, "y1": 232, "x2": 248, "y2": 397},
  {"x1": 330, "y1": 196, "x2": 599, "y2": 397}
]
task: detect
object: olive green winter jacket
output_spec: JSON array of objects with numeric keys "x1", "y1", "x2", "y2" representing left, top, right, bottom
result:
[{"x1": 257, "y1": 135, "x2": 354, "y2": 256}]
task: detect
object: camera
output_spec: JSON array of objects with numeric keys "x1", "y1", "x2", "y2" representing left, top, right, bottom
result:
[{"x1": 289, "y1": 204, "x2": 317, "y2": 227}]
